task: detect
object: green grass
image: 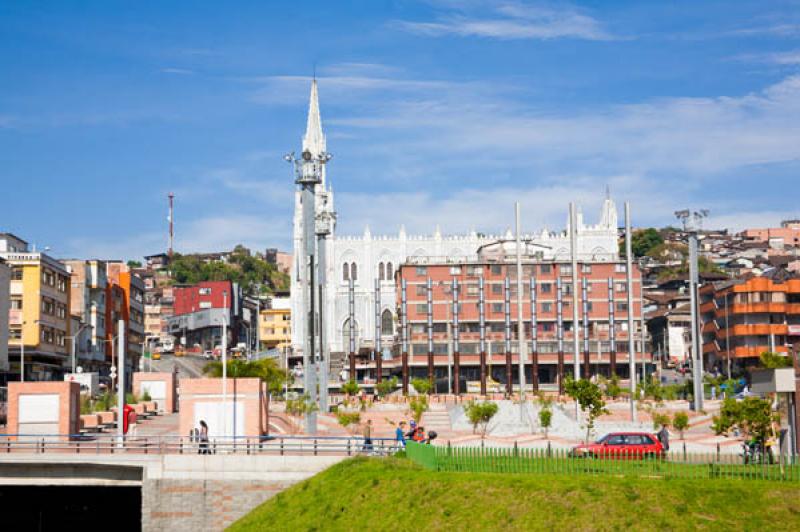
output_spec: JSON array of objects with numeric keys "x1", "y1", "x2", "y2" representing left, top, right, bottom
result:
[{"x1": 229, "y1": 457, "x2": 800, "y2": 531}]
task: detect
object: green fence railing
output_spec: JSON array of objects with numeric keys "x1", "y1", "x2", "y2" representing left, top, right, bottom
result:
[{"x1": 405, "y1": 442, "x2": 800, "y2": 482}]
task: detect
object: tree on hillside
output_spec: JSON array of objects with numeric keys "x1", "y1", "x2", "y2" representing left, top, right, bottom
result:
[
  {"x1": 127, "y1": 260, "x2": 142, "y2": 269},
  {"x1": 628, "y1": 228, "x2": 664, "y2": 257},
  {"x1": 167, "y1": 250, "x2": 289, "y2": 295},
  {"x1": 565, "y1": 377, "x2": 609, "y2": 443}
]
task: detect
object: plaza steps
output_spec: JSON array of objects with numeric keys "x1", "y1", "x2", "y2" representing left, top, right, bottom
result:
[{"x1": 421, "y1": 408, "x2": 452, "y2": 432}]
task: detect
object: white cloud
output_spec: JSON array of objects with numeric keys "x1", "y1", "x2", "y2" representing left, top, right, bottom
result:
[
  {"x1": 160, "y1": 67, "x2": 194, "y2": 75},
  {"x1": 394, "y1": 1, "x2": 614, "y2": 41}
]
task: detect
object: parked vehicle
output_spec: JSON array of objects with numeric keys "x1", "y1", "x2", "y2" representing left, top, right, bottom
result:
[
  {"x1": 203, "y1": 350, "x2": 214, "y2": 360},
  {"x1": 570, "y1": 432, "x2": 664, "y2": 459}
]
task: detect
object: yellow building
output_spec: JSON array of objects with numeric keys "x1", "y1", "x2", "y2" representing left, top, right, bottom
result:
[
  {"x1": 1, "y1": 233, "x2": 71, "y2": 381},
  {"x1": 259, "y1": 297, "x2": 291, "y2": 350}
]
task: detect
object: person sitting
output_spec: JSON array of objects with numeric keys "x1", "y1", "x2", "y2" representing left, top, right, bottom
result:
[{"x1": 413, "y1": 427, "x2": 426, "y2": 443}]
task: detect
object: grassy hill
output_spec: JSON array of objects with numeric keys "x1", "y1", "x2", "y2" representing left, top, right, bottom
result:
[{"x1": 230, "y1": 457, "x2": 800, "y2": 531}]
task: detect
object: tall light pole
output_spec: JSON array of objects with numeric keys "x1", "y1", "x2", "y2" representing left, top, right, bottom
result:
[
  {"x1": 222, "y1": 289, "x2": 228, "y2": 438},
  {"x1": 117, "y1": 320, "x2": 126, "y2": 445},
  {"x1": 285, "y1": 147, "x2": 332, "y2": 434},
  {"x1": 625, "y1": 202, "x2": 636, "y2": 422},
  {"x1": 514, "y1": 202, "x2": 527, "y2": 399},
  {"x1": 70, "y1": 323, "x2": 93, "y2": 374},
  {"x1": 570, "y1": 203, "x2": 581, "y2": 383},
  {"x1": 675, "y1": 209, "x2": 708, "y2": 411}
]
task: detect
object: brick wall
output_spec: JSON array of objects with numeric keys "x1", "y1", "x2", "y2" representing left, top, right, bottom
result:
[{"x1": 142, "y1": 478, "x2": 295, "y2": 531}]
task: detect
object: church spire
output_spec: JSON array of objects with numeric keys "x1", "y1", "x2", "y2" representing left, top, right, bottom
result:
[{"x1": 303, "y1": 79, "x2": 326, "y2": 157}]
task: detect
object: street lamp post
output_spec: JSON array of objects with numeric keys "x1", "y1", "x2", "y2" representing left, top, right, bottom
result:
[
  {"x1": 70, "y1": 323, "x2": 93, "y2": 374},
  {"x1": 222, "y1": 290, "x2": 228, "y2": 439}
]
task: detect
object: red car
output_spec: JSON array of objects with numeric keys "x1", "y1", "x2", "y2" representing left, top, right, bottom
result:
[{"x1": 570, "y1": 432, "x2": 664, "y2": 459}]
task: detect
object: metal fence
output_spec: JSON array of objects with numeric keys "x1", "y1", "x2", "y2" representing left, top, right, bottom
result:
[
  {"x1": 0, "y1": 434, "x2": 398, "y2": 457},
  {"x1": 405, "y1": 442, "x2": 800, "y2": 482}
]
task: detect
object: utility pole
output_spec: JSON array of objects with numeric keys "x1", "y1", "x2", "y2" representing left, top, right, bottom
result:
[
  {"x1": 570, "y1": 202, "x2": 580, "y2": 383},
  {"x1": 625, "y1": 202, "x2": 637, "y2": 422},
  {"x1": 117, "y1": 320, "x2": 126, "y2": 445},
  {"x1": 222, "y1": 290, "x2": 228, "y2": 438},
  {"x1": 514, "y1": 202, "x2": 527, "y2": 399},
  {"x1": 675, "y1": 209, "x2": 708, "y2": 411}
]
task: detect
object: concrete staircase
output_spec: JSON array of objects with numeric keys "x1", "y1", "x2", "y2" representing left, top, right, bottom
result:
[{"x1": 421, "y1": 404, "x2": 452, "y2": 433}]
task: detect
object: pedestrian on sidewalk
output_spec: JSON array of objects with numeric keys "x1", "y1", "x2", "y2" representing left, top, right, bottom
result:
[
  {"x1": 199, "y1": 420, "x2": 210, "y2": 455},
  {"x1": 363, "y1": 419, "x2": 374, "y2": 454}
]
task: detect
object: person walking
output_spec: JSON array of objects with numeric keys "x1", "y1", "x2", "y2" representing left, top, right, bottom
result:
[
  {"x1": 362, "y1": 419, "x2": 374, "y2": 455},
  {"x1": 395, "y1": 421, "x2": 407, "y2": 449},
  {"x1": 657, "y1": 423, "x2": 670, "y2": 453},
  {"x1": 199, "y1": 420, "x2": 210, "y2": 455}
]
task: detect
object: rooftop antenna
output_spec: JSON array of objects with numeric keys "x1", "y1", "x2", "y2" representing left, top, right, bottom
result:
[{"x1": 168, "y1": 192, "x2": 175, "y2": 258}]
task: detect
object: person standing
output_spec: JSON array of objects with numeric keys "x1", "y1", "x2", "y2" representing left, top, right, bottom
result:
[
  {"x1": 395, "y1": 421, "x2": 407, "y2": 449},
  {"x1": 657, "y1": 423, "x2": 670, "y2": 453},
  {"x1": 363, "y1": 419, "x2": 374, "y2": 454},
  {"x1": 199, "y1": 419, "x2": 210, "y2": 455}
]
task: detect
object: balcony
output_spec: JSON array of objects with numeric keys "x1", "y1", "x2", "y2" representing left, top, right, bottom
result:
[
  {"x1": 729, "y1": 323, "x2": 787, "y2": 336},
  {"x1": 732, "y1": 345, "x2": 789, "y2": 358},
  {"x1": 730, "y1": 303, "x2": 787, "y2": 314}
]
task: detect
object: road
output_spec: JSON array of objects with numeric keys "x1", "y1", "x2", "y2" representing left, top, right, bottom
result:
[{"x1": 148, "y1": 353, "x2": 209, "y2": 378}]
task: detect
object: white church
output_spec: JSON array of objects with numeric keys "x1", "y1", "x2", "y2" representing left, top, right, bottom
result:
[{"x1": 290, "y1": 81, "x2": 620, "y2": 364}]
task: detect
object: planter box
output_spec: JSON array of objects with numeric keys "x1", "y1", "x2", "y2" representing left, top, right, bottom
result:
[
  {"x1": 751, "y1": 368, "x2": 796, "y2": 394},
  {"x1": 81, "y1": 414, "x2": 101, "y2": 429},
  {"x1": 132, "y1": 404, "x2": 146, "y2": 415},
  {"x1": 97, "y1": 411, "x2": 116, "y2": 424}
]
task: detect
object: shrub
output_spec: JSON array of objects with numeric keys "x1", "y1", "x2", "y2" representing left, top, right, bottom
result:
[
  {"x1": 411, "y1": 378, "x2": 433, "y2": 395},
  {"x1": 376, "y1": 377, "x2": 398, "y2": 398},
  {"x1": 672, "y1": 411, "x2": 690, "y2": 440},
  {"x1": 604, "y1": 374, "x2": 622, "y2": 399},
  {"x1": 335, "y1": 411, "x2": 361, "y2": 434},
  {"x1": 464, "y1": 400, "x2": 499, "y2": 438},
  {"x1": 125, "y1": 393, "x2": 138, "y2": 405},
  {"x1": 141, "y1": 390, "x2": 152, "y2": 402},
  {"x1": 341, "y1": 380, "x2": 359, "y2": 397},
  {"x1": 80, "y1": 394, "x2": 93, "y2": 415},
  {"x1": 712, "y1": 396, "x2": 779, "y2": 446}
]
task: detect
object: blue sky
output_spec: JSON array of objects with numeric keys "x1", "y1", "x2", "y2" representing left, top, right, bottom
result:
[{"x1": 2, "y1": 1, "x2": 800, "y2": 260}]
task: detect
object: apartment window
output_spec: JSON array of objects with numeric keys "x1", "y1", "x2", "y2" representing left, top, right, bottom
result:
[
  {"x1": 57, "y1": 304, "x2": 67, "y2": 319},
  {"x1": 541, "y1": 302, "x2": 552, "y2": 312},
  {"x1": 415, "y1": 266, "x2": 427, "y2": 276},
  {"x1": 540, "y1": 264, "x2": 552, "y2": 274},
  {"x1": 416, "y1": 285, "x2": 427, "y2": 296},
  {"x1": 57, "y1": 275, "x2": 67, "y2": 292},
  {"x1": 587, "y1": 302, "x2": 594, "y2": 312},
  {"x1": 492, "y1": 284, "x2": 502, "y2": 295},
  {"x1": 42, "y1": 298, "x2": 55, "y2": 315},
  {"x1": 10, "y1": 297, "x2": 22, "y2": 310},
  {"x1": 467, "y1": 265, "x2": 483, "y2": 276},
  {"x1": 616, "y1": 282, "x2": 627, "y2": 293},
  {"x1": 563, "y1": 283, "x2": 573, "y2": 295},
  {"x1": 56, "y1": 331, "x2": 66, "y2": 347},
  {"x1": 10, "y1": 327, "x2": 22, "y2": 340},
  {"x1": 42, "y1": 269, "x2": 55, "y2": 287},
  {"x1": 198, "y1": 287, "x2": 211, "y2": 295},
  {"x1": 490, "y1": 265, "x2": 503, "y2": 275},
  {"x1": 616, "y1": 302, "x2": 629, "y2": 312},
  {"x1": 615, "y1": 264, "x2": 627, "y2": 273},
  {"x1": 416, "y1": 304, "x2": 429, "y2": 314},
  {"x1": 541, "y1": 283, "x2": 552, "y2": 294},
  {"x1": 411, "y1": 324, "x2": 426, "y2": 334},
  {"x1": 11, "y1": 267, "x2": 23, "y2": 280},
  {"x1": 41, "y1": 327, "x2": 55, "y2": 344},
  {"x1": 492, "y1": 303, "x2": 503, "y2": 313},
  {"x1": 581, "y1": 264, "x2": 592, "y2": 273},
  {"x1": 560, "y1": 265, "x2": 572, "y2": 276},
  {"x1": 450, "y1": 266, "x2": 462, "y2": 275},
  {"x1": 542, "y1": 323, "x2": 554, "y2": 332},
  {"x1": 467, "y1": 285, "x2": 479, "y2": 296}
]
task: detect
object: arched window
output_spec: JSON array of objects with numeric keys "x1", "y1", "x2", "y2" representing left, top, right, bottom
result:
[
  {"x1": 378, "y1": 262, "x2": 385, "y2": 281},
  {"x1": 386, "y1": 262, "x2": 393, "y2": 281},
  {"x1": 381, "y1": 309, "x2": 393, "y2": 336},
  {"x1": 343, "y1": 263, "x2": 350, "y2": 281},
  {"x1": 351, "y1": 262, "x2": 358, "y2": 281},
  {"x1": 343, "y1": 318, "x2": 358, "y2": 351}
]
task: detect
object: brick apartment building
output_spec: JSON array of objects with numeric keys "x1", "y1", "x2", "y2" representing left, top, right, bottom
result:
[
  {"x1": 337, "y1": 254, "x2": 650, "y2": 394},
  {"x1": 699, "y1": 272, "x2": 800, "y2": 370}
]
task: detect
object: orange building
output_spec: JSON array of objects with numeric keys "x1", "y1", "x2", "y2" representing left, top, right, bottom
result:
[
  {"x1": 699, "y1": 274, "x2": 800, "y2": 369},
  {"x1": 105, "y1": 262, "x2": 146, "y2": 380}
]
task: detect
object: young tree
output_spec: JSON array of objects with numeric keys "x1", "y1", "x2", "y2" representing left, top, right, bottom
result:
[
  {"x1": 539, "y1": 409, "x2": 553, "y2": 439},
  {"x1": 464, "y1": 400, "x2": 499, "y2": 439},
  {"x1": 651, "y1": 411, "x2": 672, "y2": 431},
  {"x1": 375, "y1": 377, "x2": 399, "y2": 398},
  {"x1": 759, "y1": 351, "x2": 793, "y2": 369},
  {"x1": 409, "y1": 395, "x2": 429, "y2": 423},
  {"x1": 285, "y1": 394, "x2": 319, "y2": 433},
  {"x1": 411, "y1": 377, "x2": 433, "y2": 395},
  {"x1": 672, "y1": 411, "x2": 690, "y2": 440},
  {"x1": 341, "y1": 380, "x2": 359, "y2": 401},
  {"x1": 565, "y1": 378, "x2": 609, "y2": 443},
  {"x1": 712, "y1": 397, "x2": 778, "y2": 446}
]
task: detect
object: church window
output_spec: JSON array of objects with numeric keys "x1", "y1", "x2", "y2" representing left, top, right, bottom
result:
[
  {"x1": 386, "y1": 262, "x2": 393, "y2": 280},
  {"x1": 343, "y1": 263, "x2": 350, "y2": 281},
  {"x1": 351, "y1": 263, "x2": 358, "y2": 281},
  {"x1": 378, "y1": 262, "x2": 385, "y2": 281},
  {"x1": 381, "y1": 310, "x2": 393, "y2": 335}
]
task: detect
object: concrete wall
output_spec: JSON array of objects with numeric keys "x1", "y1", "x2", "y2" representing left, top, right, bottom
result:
[
  {"x1": 133, "y1": 372, "x2": 177, "y2": 413},
  {"x1": 7, "y1": 381, "x2": 80, "y2": 438},
  {"x1": 179, "y1": 378, "x2": 265, "y2": 438},
  {"x1": 0, "y1": 261, "x2": 9, "y2": 371}
]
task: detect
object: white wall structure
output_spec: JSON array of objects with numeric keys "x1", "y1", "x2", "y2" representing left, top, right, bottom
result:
[{"x1": 290, "y1": 82, "x2": 621, "y2": 357}]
